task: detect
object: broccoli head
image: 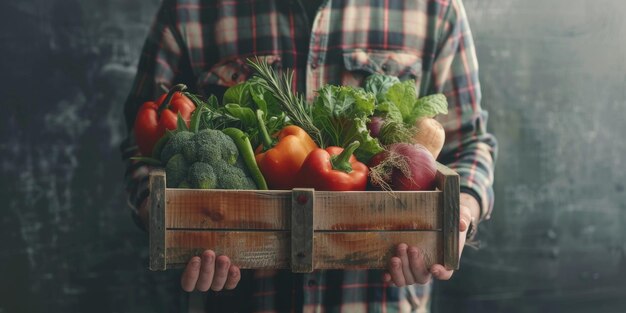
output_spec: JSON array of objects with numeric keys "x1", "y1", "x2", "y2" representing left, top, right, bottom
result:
[
  {"x1": 213, "y1": 160, "x2": 256, "y2": 189},
  {"x1": 188, "y1": 162, "x2": 217, "y2": 189},
  {"x1": 161, "y1": 131, "x2": 194, "y2": 163},
  {"x1": 164, "y1": 129, "x2": 257, "y2": 190},
  {"x1": 165, "y1": 153, "x2": 188, "y2": 188},
  {"x1": 188, "y1": 129, "x2": 238, "y2": 165}
]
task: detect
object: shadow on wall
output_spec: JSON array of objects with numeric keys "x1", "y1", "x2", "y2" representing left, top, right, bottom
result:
[{"x1": 1, "y1": 0, "x2": 184, "y2": 312}]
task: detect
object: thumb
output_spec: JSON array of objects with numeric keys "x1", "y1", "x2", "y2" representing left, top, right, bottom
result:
[{"x1": 459, "y1": 205, "x2": 472, "y2": 233}]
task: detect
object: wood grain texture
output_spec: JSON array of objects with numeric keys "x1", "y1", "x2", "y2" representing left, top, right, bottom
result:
[
  {"x1": 165, "y1": 189, "x2": 441, "y2": 231},
  {"x1": 436, "y1": 163, "x2": 460, "y2": 270},
  {"x1": 313, "y1": 191, "x2": 442, "y2": 230},
  {"x1": 314, "y1": 231, "x2": 442, "y2": 269},
  {"x1": 164, "y1": 230, "x2": 442, "y2": 269},
  {"x1": 166, "y1": 230, "x2": 290, "y2": 269},
  {"x1": 149, "y1": 170, "x2": 167, "y2": 271},
  {"x1": 165, "y1": 189, "x2": 290, "y2": 230},
  {"x1": 291, "y1": 189, "x2": 314, "y2": 273}
]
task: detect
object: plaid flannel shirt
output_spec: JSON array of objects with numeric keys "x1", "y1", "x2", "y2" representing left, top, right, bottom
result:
[{"x1": 120, "y1": 0, "x2": 497, "y2": 312}]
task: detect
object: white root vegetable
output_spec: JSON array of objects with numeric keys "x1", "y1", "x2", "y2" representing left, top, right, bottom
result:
[{"x1": 412, "y1": 117, "x2": 445, "y2": 159}]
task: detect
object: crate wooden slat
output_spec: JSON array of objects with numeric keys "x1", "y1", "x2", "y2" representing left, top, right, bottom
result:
[
  {"x1": 164, "y1": 230, "x2": 441, "y2": 269},
  {"x1": 165, "y1": 190, "x2": 442, "y2": 231},
  {"x1": 167, "y1": 230, "x2": 290, "y2": 268},
  {"x1": 165, "y1": 189, "x2": 290, "y2": 230},
  {"x1": 149, "y1": 163, "x2": 460, "y2": 272},
  {"x1": 313, "y1": 231, "x2": 441, "y2": 269}
]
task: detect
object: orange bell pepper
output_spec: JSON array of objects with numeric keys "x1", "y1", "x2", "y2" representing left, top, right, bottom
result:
[{"x1": 255, "y1": 111, "x2": 318, "y2": 190}]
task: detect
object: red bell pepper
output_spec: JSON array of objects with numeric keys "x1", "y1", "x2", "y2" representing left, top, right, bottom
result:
[
  {"x1": 295, "y1": 141, "x2": 368, "y2": 191},
  {"x1": 134, "y1": 84, "x2": 195, "y2": 156}
]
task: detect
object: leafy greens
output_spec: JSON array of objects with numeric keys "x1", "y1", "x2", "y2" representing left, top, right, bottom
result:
[
  {"x1": 365, "y1": 73, "x2": 448, "y2": 125},
  {"x1": 312, "y1": 85, "x2": 384, "y2": 163}
]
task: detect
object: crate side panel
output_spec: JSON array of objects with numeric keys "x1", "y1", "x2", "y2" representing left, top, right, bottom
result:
[
  {"x1": 313, "y1": 231, "x2": 441, "y2": 269},
  {"x1": 314, "y1": 191, "x2": 442, "y2": 231},
  {"x1": 166, "y1": 230, "x2": 289, "y2": 269},
  {"x1": 165, "y1": 189, "x2": 290, "y2": 230}
]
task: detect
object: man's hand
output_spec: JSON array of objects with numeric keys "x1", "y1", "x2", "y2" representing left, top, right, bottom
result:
[
  {"x1": 138, "y1": 198, "x2": 241, "y2": 292},
  {"x1": 180, "y1": 250, "x2": 241, "y2": 292},
  {"x1": 383, "y1": 194, "x2": 477, "y2": 286}
]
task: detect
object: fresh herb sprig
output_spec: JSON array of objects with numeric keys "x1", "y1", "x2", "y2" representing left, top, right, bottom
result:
[{"x1": 247, "y1": 58, "x2": 324, "y2": 147}]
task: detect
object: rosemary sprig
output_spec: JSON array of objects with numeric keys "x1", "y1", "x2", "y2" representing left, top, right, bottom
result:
[{"x1": 247, "y1": 57, "x2": 325, "y2": 147}]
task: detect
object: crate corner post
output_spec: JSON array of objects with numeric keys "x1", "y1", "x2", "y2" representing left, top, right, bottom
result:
[
  {"x1": 149, "y1": 169, "x2": 167, "y2": 271},
  {"x1": 436, "y1": 163, "x2": 460, "y2": 270}
]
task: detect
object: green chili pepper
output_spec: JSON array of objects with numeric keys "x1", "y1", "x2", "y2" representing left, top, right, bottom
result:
[{"x1": 221, "y1": 128, "x2": 268, "y2": 190}]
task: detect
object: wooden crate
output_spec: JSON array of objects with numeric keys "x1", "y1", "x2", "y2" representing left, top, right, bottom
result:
[{"x1": 148, "y1": 163, "x2": 459, "y2": 272}]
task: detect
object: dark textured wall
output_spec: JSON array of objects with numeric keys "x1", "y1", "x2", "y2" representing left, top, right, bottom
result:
[
  {"x1": 0, "y1": 1, "x2": 182, "y2": 312},
  {"x1": 1, "y1": 1, "x2": 625, "y2": 312},
  {"x1": 433, "y1": 1, "x2": 626, "y2": 312}
]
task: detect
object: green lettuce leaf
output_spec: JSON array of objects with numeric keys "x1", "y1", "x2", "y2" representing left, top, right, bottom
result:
[
  {"x1": 223, "y1": 82, "x2": 252, "y2": 107},
  {"x1": 385, "y1": 80, "x2": 420, "y2": 124},
  {"x1": 374, "y1": 101, "x2": 403, "y2": 123},
  {"x1": 412, "y1": 94, "x2": 448, "y2": 118},
  {"x1": 385, "y1": 80, "x2": 449, "y2": 125},
  {"x1": 364, "y1": 73, "x2": 400, "y2": 103},
  {"x1": 312, "y1": 85, "x2": 384, "y2": 163}
]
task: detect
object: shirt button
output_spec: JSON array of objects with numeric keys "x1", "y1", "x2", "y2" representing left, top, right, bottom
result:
[
  {"x1": 310, "y1": 62, "x2": 318, "y2": 70},
  {"x1": 308, "y1": 279, "x2": 317, "y2": 287}
]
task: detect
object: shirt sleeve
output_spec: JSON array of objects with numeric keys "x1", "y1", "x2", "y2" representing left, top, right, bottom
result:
[
  {"x1": 428, "y1": 0, "x2": 498, "y2": 222},
  {"x1": 119, "y1": 0, "x2": 188, "y2": 230}
]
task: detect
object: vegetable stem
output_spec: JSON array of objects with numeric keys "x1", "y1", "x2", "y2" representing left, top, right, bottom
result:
[
  {"x1": 188, "y1": 102, "x2": 205, "y2": 133},
  {"x1": 331, "y1": 141, "x2": 360, "y2": 173},
  {"x1": 158, "y1": 84, "x2": 188, "y2": 114},
  {"x1": 256, "y1": 110, "x2": 275, "y2": 150}
]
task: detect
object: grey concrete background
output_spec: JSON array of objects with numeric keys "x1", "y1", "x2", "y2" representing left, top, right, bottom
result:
[{"x1": 1, "y1": 1, "x2": 624, "y2": 312}]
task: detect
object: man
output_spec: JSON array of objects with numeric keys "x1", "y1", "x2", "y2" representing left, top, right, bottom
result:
[{"x1": 120, "y1": 0, "x2": 497, "y2": 311}]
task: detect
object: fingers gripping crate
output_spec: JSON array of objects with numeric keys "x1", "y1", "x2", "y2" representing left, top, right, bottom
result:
[{"x1": 148, "y1": 163, "x2": 460, "y2": 272}]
